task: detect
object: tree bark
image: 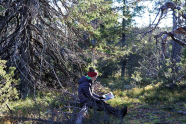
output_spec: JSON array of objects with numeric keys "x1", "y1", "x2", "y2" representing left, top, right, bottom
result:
[
  {"x1": 171, "y1": 9, "x2": 182, "y2": 81},
  {"x1": 121, "y1": 0, "x2": 126, "y2": 77}
]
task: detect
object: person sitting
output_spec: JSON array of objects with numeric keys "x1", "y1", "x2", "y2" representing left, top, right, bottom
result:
[{"x1": 78, "y1": 67, "x2": 127, "y2": 118}]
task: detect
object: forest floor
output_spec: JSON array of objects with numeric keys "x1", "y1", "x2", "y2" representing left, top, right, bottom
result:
[
  {"x1": 97, "y1": 78, "x2": 186, "y2": 123},
  {"x1": 123, "y1": 101, "x2": 186, "y2": 123},
  {"x1": 1, "y1": 78, "x2": 186, "y2": 124}
]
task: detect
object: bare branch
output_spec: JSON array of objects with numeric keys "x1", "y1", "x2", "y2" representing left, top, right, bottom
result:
[{"x1": 144, "y1": 2, "x2": 177, "y2": 35}]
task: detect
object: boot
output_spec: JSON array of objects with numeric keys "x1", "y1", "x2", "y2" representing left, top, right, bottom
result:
[{"x1": 121, "y1": 106, "x2": 127, "y2": 117}]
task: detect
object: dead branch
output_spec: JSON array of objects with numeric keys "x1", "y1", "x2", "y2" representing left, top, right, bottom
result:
[
  {"x1": 2, "y1": 99, "x2": 13, "y2": 116},
  {"x1": 155, "y1": 27, "x2": 186, "y2": 47},
  {"x1": 154, "y1": 26, "x2": 186, "y2": 57},
  {"x1": 168, "y1": 74, "x2": 186, "y2": 88},
  {"x1": 168, "y1": 33, "x2": 186, "y2": 46},
  {"x1": 144, "y1": 2, "x2": 178, "y2": 35}
]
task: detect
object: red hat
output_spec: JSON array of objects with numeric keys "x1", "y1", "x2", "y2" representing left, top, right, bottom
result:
[{"x1": 88, "y1": 72, "x2": 98, "y2": 77}]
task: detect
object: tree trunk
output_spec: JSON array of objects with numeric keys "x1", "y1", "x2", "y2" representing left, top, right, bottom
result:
[
  {"x1": 121, "y1": 58, "x2": 126, "y2": 77},
  {"x1": 171, "y1": 10, "x2": 181, "y2": 81},
  {"x1": 19, "y1": 3, "x2": 33, "y2": 99},
  {"x1": 121, "y1": 0, "x2": 126, "y2": 77}
]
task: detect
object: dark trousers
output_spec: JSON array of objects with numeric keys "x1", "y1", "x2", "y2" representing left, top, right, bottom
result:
[{"x1": 82, "y1": 100, "x2": 120, "y2": 117}]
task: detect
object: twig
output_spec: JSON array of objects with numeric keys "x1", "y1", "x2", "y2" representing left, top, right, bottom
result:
[
  {"x1": 2, "y1": 99, "x2": 13, "y2": 116},
  {"x1": 168, "y1": 74, "x2": 186, "y2": 87}
]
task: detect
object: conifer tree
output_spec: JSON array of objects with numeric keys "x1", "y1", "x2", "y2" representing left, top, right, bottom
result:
[
  {"x1": 111, "y1": 0, "x2": 144, "y2": 77},
  {"x1": 0, "y1": 0, "x2": 119, "y2": 98}
]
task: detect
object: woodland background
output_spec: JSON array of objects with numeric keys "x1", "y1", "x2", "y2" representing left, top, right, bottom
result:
[{"x1": 0, "y1": 0, "x2": 186, "y2": 123}]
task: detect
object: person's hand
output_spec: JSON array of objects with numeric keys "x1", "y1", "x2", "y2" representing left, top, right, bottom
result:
[{"x1": 100, "y1": 96, "x2": 106, "y2": 100}]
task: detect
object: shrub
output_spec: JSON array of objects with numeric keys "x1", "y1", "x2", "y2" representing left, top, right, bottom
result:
[{"x1": 0, "y1": 59, "x2": 19, "y2": 112}]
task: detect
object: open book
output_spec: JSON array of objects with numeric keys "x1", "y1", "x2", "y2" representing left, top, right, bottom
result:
[{"x1": 102, "y1": 92, "x2": 114, "y2": 101}]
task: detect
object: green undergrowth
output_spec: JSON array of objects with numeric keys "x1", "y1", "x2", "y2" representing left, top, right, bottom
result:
[
  {"x1": 0, "y1": 88, "x2": 81, "y2": 123},
  {"x1": 1, "y1": 77, "x2": 186, "y2": 123},
  {"x1": 98, "y1": 77, "x2": 186, "y2": 123},
  {"x1": 100, "y1": 77, "x2": 186, "y2": 105}
]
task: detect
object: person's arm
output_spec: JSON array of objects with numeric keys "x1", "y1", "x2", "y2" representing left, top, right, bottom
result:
[
  {"x1": 93, "y1": 93, "x2": 106, "y2": 100},
  {"x1": 82, "y1": 83, "x2": 101, "y2": 102},
  {"x1": 92, "y1": 93, "x2": 101, "y2": 99}
]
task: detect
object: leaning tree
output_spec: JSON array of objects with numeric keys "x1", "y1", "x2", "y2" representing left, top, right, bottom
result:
[{"x1": 0, "y1": 0, "x2": 89, "y2": 98}]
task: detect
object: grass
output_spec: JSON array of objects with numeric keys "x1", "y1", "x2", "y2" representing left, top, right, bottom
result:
[
  {"x1": 99, "y1": 77, "x2": 186, "y2": 123},
  {"x1": 0, "y1": 88, "x2": 81, "y2": 123},
  {"x1": 1, "y1": 77, "x2": 186, "y2": 123}
]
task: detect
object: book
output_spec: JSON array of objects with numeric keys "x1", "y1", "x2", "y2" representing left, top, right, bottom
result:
[{"x1": 102, "y1": 92, "x2": 114, "y2": 101}]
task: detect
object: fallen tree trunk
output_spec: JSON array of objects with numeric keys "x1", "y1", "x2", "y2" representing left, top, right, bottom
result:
[{"x1": 74, "y1": 104, "x2": 88, "y2": 124}]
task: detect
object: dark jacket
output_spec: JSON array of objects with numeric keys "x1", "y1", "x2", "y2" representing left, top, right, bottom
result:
[{"x1": 78, "y1": 76, "x2": 101, "y2": 104}]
